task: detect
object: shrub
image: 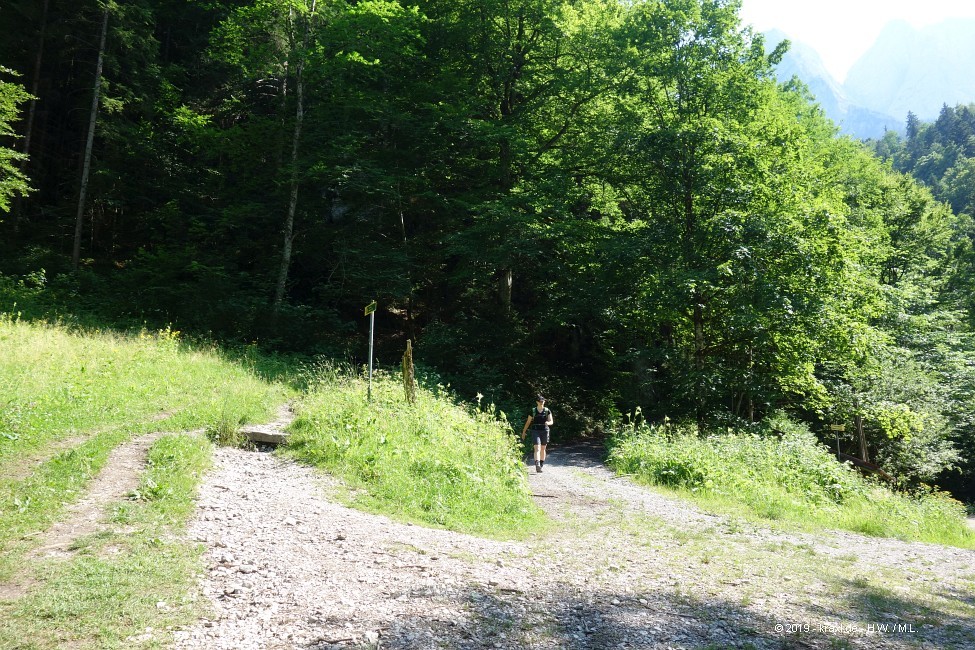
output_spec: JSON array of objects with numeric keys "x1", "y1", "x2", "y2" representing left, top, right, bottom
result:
[
  {"x1": 607, "y1": 413, "x2": 975, "y2": 547},
  {"x1": 283, "y1": 367, "x2": 544, "y2": 538}
]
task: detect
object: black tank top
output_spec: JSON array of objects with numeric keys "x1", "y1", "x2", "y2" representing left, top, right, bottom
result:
[{"x1": 531, "y1": 407, "x2": 550, "y2": 430}]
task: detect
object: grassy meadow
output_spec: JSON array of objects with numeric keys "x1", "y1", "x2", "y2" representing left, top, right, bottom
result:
[
  {"x1": 0, "y1": 311, "x2": 291, "y2": 648},
  {"x1": 283, "y1": 364, "x2": 546, "y2": 538}
]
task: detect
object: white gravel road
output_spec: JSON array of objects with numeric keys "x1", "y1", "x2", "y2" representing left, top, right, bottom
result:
[{"x1": 173, "y1": 441, "x2": 975, "y2": 649}]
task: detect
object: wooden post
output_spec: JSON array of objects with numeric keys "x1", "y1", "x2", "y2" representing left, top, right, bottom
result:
[
  {"x1": 854, "y1": 398, "x2": 869, "y2": 463},
  {"x1": 402, "y1": 340, "x2": 416, "y2": 404},
  {"x1": 368, "y1": 310, "x2": 374, "y2": 401},
  {"x1": 364, "y1": 300, "x2": 376, "y2": 401}
]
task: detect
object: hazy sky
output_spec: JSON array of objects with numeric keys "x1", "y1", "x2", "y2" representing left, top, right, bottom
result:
[{"x1": 738, "y1": 0, "x2": 975, "y2": 82}]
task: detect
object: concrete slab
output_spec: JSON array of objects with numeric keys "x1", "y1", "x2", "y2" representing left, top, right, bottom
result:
[{"x1": 241, "y1": 425, "x2": 289, "y2": 445}]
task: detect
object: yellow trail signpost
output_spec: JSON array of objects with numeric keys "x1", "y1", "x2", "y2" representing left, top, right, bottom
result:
[{"x1": 365, "y1": 301, "x2": 376, "y2": 401}]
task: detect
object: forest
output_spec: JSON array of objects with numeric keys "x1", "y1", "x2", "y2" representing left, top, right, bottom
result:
[{"x1": 2, "y1": 0, "x2": 974, "y2": 501}]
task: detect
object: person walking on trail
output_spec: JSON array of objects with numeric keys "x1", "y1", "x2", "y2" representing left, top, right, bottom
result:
[{"x1": 521, "y1": 395, "x2": 553, "y2": 473}]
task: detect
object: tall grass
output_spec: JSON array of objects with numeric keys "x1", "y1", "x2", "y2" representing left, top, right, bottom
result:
[
  {"x1": 283, "y1": 365, "x2": 545, "y2": 538},
  {"x1": 0, "y1": 314, "x2": 289, "y2": 468},
  {"x1": 608, "y1": 419, "x2": 975, "y2": 548}
]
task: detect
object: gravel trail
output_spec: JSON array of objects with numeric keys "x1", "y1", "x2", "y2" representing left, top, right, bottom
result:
[{"x1": 174, "y1": 440, "x2": 975, "y2": 649}]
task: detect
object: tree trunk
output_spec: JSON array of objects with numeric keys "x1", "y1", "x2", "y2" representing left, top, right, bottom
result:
[
  {"x1": 21, "y1": 0, "x2": 48, "y2": 162},
  {"x1": 72, "y1": 4, "x2": 109, "y2": 271},
  {"x1": 12, "y1": 0, "x2": 49, "y2": 236},
  {"x1": 399, "y1": 202, "x2": 417, "y2": 342},
  {"x1": 693, "y1": 294, "x2": 706, "y2": 435},
  {"x1": 500, "y1": 269, "x2": 513, "y2": 313},
  {"x1": 747, "y1": 345, "x2": 754, "y2": 423},
  {"x1": 273, "y1": 0, "x2": 316, "y2": 312},
  {"x1": 685, "y1": 178, "x2": 705, "y2": 434}
]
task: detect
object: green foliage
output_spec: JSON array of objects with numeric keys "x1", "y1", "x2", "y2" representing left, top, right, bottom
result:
[
  {"x1": 607, "y1": 415, "x2": 974, "y2": 547},
  {"x1": 609, "y1": 416, "x2": 866, "y2": 506},
  {"x1": 871, "y1": 104, "x2": 975, "y2": 316},
  {"x1": 283, "y1": 365, "x2": 545, "y2": 537},
  {"x1": 591, "y1": 4, "x2": 876, "y2": 428},
  {"x1": 4, "y1": 0, "x2": 975, "y2": 499},
  {"x1": 0, "y1": 66, "x2": 32, "y2": 213}
]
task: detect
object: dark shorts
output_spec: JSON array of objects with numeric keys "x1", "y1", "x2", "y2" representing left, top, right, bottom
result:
[{"x1": 531, "y1": 428, "x2": 550, "y2": 446}]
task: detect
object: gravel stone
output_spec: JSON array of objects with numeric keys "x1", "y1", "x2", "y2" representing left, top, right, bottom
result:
[{"x1": 174, "y1": 440, "x2": 975, "y2": 650}]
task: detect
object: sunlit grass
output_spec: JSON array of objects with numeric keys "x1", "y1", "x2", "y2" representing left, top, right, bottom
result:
[
  {"x1": 283, "y1": 366, "x2": 547, "y2": 538},
  {"x1": 0, "y1": 315, "x2": 288, "y2": 470},
  {"x1": 608, "y1": 423, "x2": 975, "y2": 548}
]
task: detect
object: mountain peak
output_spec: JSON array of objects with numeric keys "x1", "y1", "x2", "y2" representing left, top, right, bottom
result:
[
  {"x1": 845, "y1": 18, "x2": 975, "y2": 121},
  {"x1": 761, "y1": 18, "x2": 975, "y2": 138},
  {"x1": 763, "y1": 30, "x2": 897, "y2": 139}
]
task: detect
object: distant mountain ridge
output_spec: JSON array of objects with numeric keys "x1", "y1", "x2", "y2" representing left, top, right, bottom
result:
[
  {"x1": 762, "y1": 18, "x2": 975, "y2": 140},
  {"x1": 845, "y1": 18, "x2": 975, "y2": 122}
]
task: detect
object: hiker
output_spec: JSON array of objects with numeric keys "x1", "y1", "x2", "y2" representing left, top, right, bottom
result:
[{"x1": 521, "y1": 395, "x2": 553, "y2": 473}]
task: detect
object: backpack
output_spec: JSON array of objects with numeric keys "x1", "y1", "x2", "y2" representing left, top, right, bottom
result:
[{"x1": 530, "y1": 406, "x2": 551, "y2": 429}]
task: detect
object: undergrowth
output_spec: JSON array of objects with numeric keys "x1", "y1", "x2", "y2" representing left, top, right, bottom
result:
[
  {"x1": 283, "y1": 365, "x2": 545, "y2": 538},
  {"x1": 607, "y1": 415, "x2": 975, "y2": 548}
]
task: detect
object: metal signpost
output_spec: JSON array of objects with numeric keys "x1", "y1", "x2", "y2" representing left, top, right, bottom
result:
[
  {"x1": 364, "y1": 301, "x2": 377, "y2": 401},
  {"x1": 830, "y1": 424, "x2": 845, "y2": 460}
]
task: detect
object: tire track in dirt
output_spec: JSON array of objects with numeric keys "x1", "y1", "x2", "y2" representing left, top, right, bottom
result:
[
  {"x1": 29, "y1": 430, "x2": 173, "y2": 559},
  {"x1": 1, "y1": 429, "x2": 197, "y2": 602},
  {"x1": 1, "y1": 411, "x2": 177, "y2": 485}
]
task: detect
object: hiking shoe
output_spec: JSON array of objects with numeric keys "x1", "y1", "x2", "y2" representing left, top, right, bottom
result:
[{"x1": 535, "y1": 462, "x2": 541, "y2": 473}]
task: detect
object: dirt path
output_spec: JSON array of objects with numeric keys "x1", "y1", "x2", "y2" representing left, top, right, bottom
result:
[
  {"x1": 31, "y1": 431, "x2": 173, "y2": 559},
  {"x1": 1, "y1": 428, "x2": 204, "y2": 602},
  {"x1": 173, "y1": 437, "x2": 975, "y2": 649}
]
